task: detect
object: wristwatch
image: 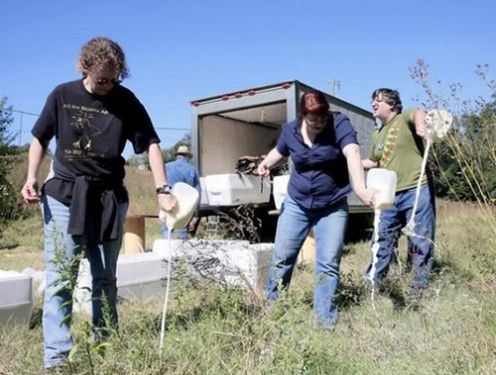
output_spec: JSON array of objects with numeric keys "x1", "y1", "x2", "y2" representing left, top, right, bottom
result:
[{"x1": 155, "y1": 184, "x2": 172, "y2": 195}]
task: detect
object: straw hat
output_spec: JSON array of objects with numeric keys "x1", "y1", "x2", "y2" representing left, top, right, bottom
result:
[{"x1": 175, "y1": 145, "x2": 192, "y2": 156}]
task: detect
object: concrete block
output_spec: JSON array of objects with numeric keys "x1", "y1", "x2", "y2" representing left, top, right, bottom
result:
[
  {"x1": 153, "y1": 239, "x2": 273, "y2": 296},
  {"x1": 0, "y1": 270, "x2": 33, "y2": 327}
]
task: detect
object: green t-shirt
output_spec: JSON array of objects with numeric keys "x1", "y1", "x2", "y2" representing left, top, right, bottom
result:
[{"x1": 368, "y1": 110, "x2": 426, "y2": 192}]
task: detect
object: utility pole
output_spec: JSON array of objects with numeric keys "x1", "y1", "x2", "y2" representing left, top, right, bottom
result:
[
  {"x1": 329, "y1": 79, "x2": 341, "y2": 96},
  {"x1": 12, "y1": 109, "x2": 40, "y2": 147},
  {"x1": 19, "y1": 114, "x2": 22, "y2": 146}
]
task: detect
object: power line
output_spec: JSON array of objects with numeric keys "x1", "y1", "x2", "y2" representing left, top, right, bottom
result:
[
  {"x1": 155, "y1": 127, "x2": 189, "y2": 131},
  {"x1": 11, "y1": 109, "x2": 39, "y2": 147},
  {"x1": 12, "y1": 109, "x2": 40, "y2": 116},
  {"x1": 10, "y1": 108, "x2": 189, "y2": 138},
  {"x1": 10, "y1": 110, "x2": 188, "y2": 130}
]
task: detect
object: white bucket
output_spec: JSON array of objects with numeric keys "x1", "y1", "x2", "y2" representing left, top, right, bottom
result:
[
  {"x1": 366, "y1": 168, "x2": 397, "y2": 210},
  {"x1": 159, "y1": 182, "x2": 200, "y2": 229}
]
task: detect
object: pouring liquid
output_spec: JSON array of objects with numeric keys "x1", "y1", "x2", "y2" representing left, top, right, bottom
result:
[{"x1": 159, "y1": 228, "x2": 173, "y2": 357}]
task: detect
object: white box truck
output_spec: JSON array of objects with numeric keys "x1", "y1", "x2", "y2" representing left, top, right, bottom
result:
[{"x1": 190, "y1": 80, "x2": 374, "y2": 239}]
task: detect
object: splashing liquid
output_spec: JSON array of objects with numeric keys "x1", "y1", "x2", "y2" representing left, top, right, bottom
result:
[
  {"x1": 368, "y1": 209, "x2": 382, "y2": 312},
  {"x1": 159, "y1": 228, "x2": 173, "y2": 357}
]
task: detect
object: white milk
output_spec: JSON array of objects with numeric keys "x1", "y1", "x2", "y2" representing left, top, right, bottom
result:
[
  {"x1": 404, "y1": 109, "x2": 452, "y2": 235},
  {"x1": 158, "y1": 181, "x2": 200, "y2": 355},
  {"x1": 366, "y1": 168, "x2": 397, "y2": 311},
  {"x1": 159, "y1": 228, "x2": 173, "y2": 356},
  {"x1": 367, "y1": 209, "x2": 381, "y2": 311}
]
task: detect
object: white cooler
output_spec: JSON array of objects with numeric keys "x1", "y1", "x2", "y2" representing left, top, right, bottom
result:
[
  {"x1": 0, "y1": 270, "x2": 33, "y2": 326},
  {"x1": 204, "y1": 173, "x2": 271, "y2": 206},
  {"x1": 199, "y1": 177, "x2": 209, "y2": 207}
]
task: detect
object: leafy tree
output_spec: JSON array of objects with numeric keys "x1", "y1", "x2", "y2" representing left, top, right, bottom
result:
[
  {"x1": 0, "y1": 96, "x2": 19, "y2": 222},
  {"x1": 0, "y1": 97, "x2": 15, "y2": 152},
  {"x1": 162, "y1": 134, "x2": 192, "y2": 163},
  {"x1": 126, "y1": 153, "x2": 149, "y2": 169}
]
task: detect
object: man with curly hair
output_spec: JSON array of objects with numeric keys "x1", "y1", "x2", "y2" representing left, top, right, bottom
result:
[{"x1": 21, "y1": 37, "x2": 176, "y2": 370}]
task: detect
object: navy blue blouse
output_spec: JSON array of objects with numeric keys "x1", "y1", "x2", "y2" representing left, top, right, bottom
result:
[{"x1": 276, "y1": 113, "x2": 358, "y2": 210}]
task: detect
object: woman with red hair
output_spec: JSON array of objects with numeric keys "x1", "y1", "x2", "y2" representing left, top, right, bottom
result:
[{"x1": 258, "y1": 90, "x2": 373, "y2": 328}]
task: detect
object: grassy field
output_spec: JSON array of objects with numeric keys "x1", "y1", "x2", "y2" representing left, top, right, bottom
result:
[{"x1": 1, "y1": 163, "x2": 496, "y2": 374}]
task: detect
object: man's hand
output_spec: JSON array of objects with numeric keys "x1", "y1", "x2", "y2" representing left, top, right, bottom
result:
[
  {"x1": 411, "y1": 109, "x2": 427, "y2": 138},
  {"x1": 21, "y1": 178, "x2": 40, "y2": 203},
  {"x1": 158, "y1": 193, "x2": 177, "y2": 212},
  {"x1": 187, "y1": 217, "x2": 200, "y2": 234}
]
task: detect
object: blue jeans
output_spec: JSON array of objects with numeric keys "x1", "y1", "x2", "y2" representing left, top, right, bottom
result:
[
  {"x1": 365, "y1": 184, "x2": 435, "y2": 290},
  {"x1": 265, "y1": 195, "x2": 348, "y2": 328},
  {"x1": 41, "y1": 195, "x2": 127, "y2": 368}
]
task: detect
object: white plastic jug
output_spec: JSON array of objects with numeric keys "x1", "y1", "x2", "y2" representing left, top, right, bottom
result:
[
  {"x1": 366, "y1": 168, "x2": 397, "y2": 210},
  {"x1": 159, "y1": 182, "x2": 200, "y2": 229},
  {"x1": 272, "y1": 174, "x2": 290, "y2": 210}
]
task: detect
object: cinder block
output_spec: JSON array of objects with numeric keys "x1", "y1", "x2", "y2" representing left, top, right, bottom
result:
[
  {"x1": 74, "y1": 243, "x2": 184, "y2": 313},
  {"x1": 153, "y1": 239, "x2": 273, "y2": 296},
  {"x1": 71, "y1": 239, "x2": 273, "y2": 316},
  {"x1": 0, "y1": 270, "x2": 33, "y2": 327}
]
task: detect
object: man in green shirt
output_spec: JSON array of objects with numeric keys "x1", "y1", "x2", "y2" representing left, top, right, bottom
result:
[{"x1": 362, "y1": 88, "x2": 435, "y2": 293}]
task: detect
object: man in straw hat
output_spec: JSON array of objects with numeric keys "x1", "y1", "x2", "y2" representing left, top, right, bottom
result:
[{"x1": 163, "y1": 145, "x2": 201, "y2": 239}]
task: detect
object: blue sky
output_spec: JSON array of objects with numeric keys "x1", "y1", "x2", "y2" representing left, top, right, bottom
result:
[{"x1": 2, "y1": 0, "x2": 495, "y2": 157}]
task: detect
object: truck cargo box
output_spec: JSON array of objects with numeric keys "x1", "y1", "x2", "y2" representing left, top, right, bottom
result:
[{"x1": 191, "y1": 80, "x2": 374, "y2": 214}]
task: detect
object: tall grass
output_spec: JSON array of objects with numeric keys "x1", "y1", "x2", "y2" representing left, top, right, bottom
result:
[
  {"x1": 1, "y1": 198, "x2": 495, "y2": 374},
  {"x1": 2, "y1": 151, "x2": 496, "y2": 373}
]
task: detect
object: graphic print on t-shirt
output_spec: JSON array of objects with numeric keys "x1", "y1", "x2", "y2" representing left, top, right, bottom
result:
[{"x1": 64, "y1": 104, "x2": 107, "y2": 161}]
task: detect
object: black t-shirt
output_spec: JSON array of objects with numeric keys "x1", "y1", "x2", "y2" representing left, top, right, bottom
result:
[{"x1": 33, "y1": 79, "x2": 160, "y2": 203}]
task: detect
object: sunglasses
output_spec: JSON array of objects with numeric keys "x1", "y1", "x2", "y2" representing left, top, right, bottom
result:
[{"x1": 95, "y1": 77, "x2": 121, "y2": 86}]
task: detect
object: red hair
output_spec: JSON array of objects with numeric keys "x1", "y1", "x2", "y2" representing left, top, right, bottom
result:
[{"x1": 299, "y1": 90, "x2": 329, "y2": 119}]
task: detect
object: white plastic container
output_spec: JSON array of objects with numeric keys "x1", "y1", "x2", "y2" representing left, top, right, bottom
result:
[
  {"x1": 204, "y1": 173, "x2": 271, "y2": 206},
  {"x1": 366, "y1": 168, "x2": 397, "y2": 210},
  {"x1": 199, "y1": 177, "x2": 209, "y2": 207},
  {"x1": 272, "y1": 174, "x2": 290, "y2": 210},
  {"x1": 159, "y1": 182, "x2": 200, "y2": 229},
  {"x1": 0, "y1": 270, "x2": 33, "y2": 326}
]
